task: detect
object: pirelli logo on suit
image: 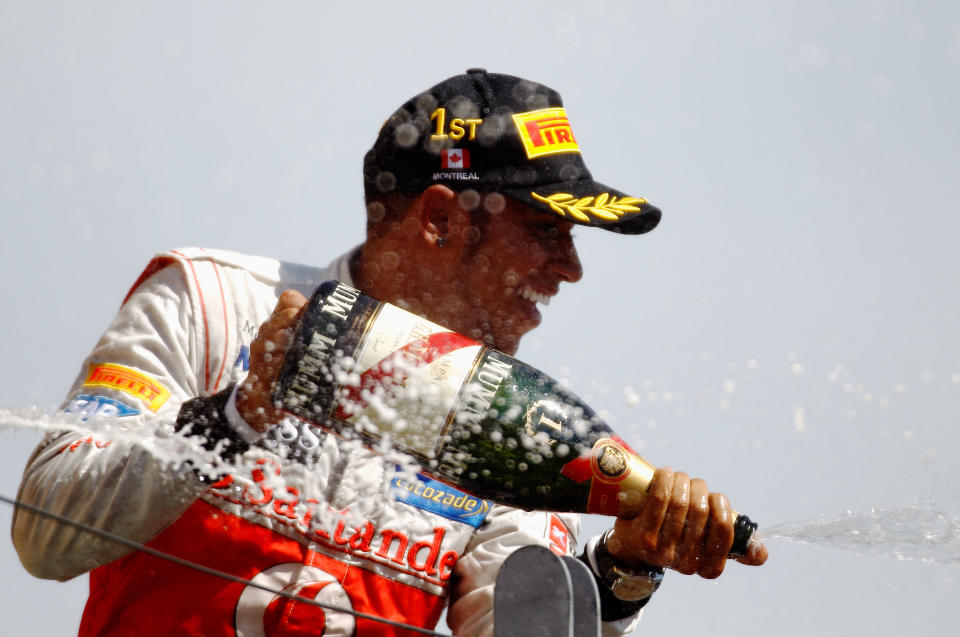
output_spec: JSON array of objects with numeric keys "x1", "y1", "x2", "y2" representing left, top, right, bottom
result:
[{"x1": 82, "y1": 363, "x2": 170, "y2": 412}]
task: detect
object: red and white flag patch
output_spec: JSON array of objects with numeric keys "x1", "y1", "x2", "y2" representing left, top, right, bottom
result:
[
  {"x1": 441, "y1": 148, "x2": 470, "y2": 169},
  {"x1": 547, "y1": 514, "x2": 570, "y2": 556}
]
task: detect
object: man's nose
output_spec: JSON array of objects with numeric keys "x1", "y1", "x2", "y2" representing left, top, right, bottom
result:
[{"x1": 548, "y1": 238, "x2": 583, "y2": 283}]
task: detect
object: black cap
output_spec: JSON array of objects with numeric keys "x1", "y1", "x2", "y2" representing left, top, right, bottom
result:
[{"x1": 364, "y1": 69, "x2": 661, "y2": 235}]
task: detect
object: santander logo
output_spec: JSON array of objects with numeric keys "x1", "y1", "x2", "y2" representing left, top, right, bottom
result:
[{"x1": 235, "y1": 563, "x2": 355, "y2": 636}]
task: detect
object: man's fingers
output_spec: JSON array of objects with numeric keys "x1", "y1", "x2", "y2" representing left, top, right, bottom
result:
[
  {"x1": 674, "y1": 478, "x2": 709, "y2": 575},
  {"x1": 638, "y1": 467, "x2": 675, "y2": 549},
  {"x1": 275, "y1": 289, "x2": 308, "y2": 312},
  {"x1": 237, "y1": 290, "x2": 308, "y2": 431},
  {"x1": 657, "y1": 471, "x2": 690, "y2": 565},
  {"x1": 698, "y1": 492, "x2": 734, "y2": 579},
  {"x1": 734, "y1": 538, "x2": 769, "y2": 566}
]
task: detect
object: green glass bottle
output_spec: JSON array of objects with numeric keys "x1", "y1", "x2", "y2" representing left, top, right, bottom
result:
[{"x1": 274, "y1": 280, "x2": 757, "y2": 555}]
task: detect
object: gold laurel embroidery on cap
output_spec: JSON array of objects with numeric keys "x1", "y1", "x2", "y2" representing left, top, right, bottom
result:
[{"x1": 531, "y1": 192, "x2": 647, "y2": 222}]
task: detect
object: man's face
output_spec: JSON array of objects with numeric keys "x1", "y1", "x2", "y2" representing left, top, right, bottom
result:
[{"x1": 441, "y1": 193, "x2": 583, "y2": 354}]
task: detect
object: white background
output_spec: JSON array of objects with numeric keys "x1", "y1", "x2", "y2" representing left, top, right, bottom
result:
[{"x1": 1, "y1": 1, "x2": 958, "y2": 635}]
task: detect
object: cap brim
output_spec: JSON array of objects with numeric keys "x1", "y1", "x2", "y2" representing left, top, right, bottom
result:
[{"x1": 503, "y1": 179, "x2": 662, "y2": 235}]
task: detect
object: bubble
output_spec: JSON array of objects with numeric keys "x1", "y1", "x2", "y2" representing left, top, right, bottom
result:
[
  {"x1": 366, "y1": 201, "x2": 386, "y2": 223},
  {"x1": 791, "y1": 363, "x2": 804, "y2": 375},
  {"x1": 375, "y1": 171, "x2": 396, "y2": 193},
  {"x1": 27, "y1": 163, "x2": 46, "y2": 185},
  {"x1": 558, "y1": 163, "x2": 582, "y2": 182},
  {"x1": 414, "y1": 93, "x2": 438, "y2": 114},
  {"x1": 380, "y1": 251, "x2": 400, "y2": 271},
  {"x1": 746, "y1": 359, "x2": 759, "y2": 371},
  {"x1": 871, "y1": 74, "x2": 893, "y2": 96},
  {"x1": 458, "y1": 189, "x2": 481, "y2": 211},
  {"x1": 723, "y1": 379, "x2": 736, "y2": 394},
  {"x1": 793, "y1": 407, "x2": 806, "y2": 433},
  {"x1": 143, "y1": 119, "x2": 165, "y2": 141},
  {"x1": 3, "y1": 177, "x2": 22, "y2": 197},
  {"x1": 856, "y1": 120, "x2": 877, "y2": 143},
  {"x1": 864, "y1": 1, "x2": 886, "y2": 21},
  {"x1": 55, "y1": 162, "x2": 75, "y2": 186},
  {"x1": 798, "y1": 42, "x2": 829, "y2": 67},
  {"x1": 483, "y1": 192, "x2": 506, "y2": 214},
  {"x1": 445, "y1": 96, "x2": 476, "y2": 121},
  {"x1": 213, "y1": 168, "x2": 235, "y2": 192},
  {"x1": 582, "y1": 0, "x2": 604, "y2": 17},
  {"x1": 91, "y1": 149, "x2": 112, "y2": 173},
  {"x1": 477, "y1": 115, "x2": 505, "y2": 147},
  {"x1": 462, "y1": 225, "x2": 481, "y2": 245},
  {"x1": 554, "y1": 12, "x2": 576, "y2": 34},
  {"x1": 394, "y1": 122, "x2": 419, "y2": 149},
  {"x1": 666, "y1": 0, "x2": 692, "y2": 19}
]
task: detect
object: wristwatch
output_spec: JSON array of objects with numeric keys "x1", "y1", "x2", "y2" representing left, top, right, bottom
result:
[{"x1": 593, "y1": 530, "x2": 664, "y2": 602}]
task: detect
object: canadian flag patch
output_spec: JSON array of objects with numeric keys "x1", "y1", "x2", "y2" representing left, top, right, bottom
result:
[
  {"x1": 547, "y1": 514, "x2": 570, "y2": 556},
  {"x1": 441, "y1": 148, "x2": 470, "y2": 169}
]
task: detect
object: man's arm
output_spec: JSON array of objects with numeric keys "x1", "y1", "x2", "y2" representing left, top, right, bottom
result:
[{"x1": 13, "y1": 263, "x2": 213, "y2": 580}]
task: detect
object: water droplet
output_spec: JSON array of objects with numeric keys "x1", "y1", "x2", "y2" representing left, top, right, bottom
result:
[
  {"x1": 872, "y1": 74, "x2": 893, "y2": 96},
  {"x1": 793, "y1": 407, "x2": 806, "y2": 433},
  {"x1": 375, "y1": 171, "x2": 396, "y2": 193},
  {"x1": 458, "y1": 189, "x2": 481, "y2": 211},
  {"x1": 483, "y1": 192, "x2": 506, "y2": 214},
  {"x1": 394, "y1": 122, "x2": 419, "y2": 149}
]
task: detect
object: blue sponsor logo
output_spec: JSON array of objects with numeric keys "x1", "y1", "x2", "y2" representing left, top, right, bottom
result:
[
  {"x1": 390, "y1": 470, "x2": 490, "y2": 528},
  {"x1": 65, "y1": 394, "x2": 140, "y2": 422},
  {"x1": 235, "y1": 345, "x2": 250, "y2": 371}
]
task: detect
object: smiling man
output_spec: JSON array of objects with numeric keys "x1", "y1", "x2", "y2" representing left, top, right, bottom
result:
[{"x1": 15, "y1": 69, "x2": 764, "y2": 637}]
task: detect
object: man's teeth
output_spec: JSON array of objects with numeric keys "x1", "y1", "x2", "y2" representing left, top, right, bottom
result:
[{"x1": 519, "y1": 287, "x2": 551, "y2": 306}]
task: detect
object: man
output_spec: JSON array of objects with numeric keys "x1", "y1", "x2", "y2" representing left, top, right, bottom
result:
[{"x1": 14, "y1": 69, "x2": 766, "y2": 636}]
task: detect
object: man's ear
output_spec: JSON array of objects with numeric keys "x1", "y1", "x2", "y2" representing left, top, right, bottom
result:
[{"x1": 418, "y1": 184, "x2": 461, "y2": 247}]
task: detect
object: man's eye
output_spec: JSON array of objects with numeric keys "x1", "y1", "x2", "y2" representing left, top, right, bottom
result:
[{"x1": 532, "y1": 223, "x2": 558, "y2": 236}]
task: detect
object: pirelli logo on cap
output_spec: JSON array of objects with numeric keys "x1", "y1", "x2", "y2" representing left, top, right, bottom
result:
[
  {"x1": 83, "y1": 363, "x2": 170, "y2": 412},
  {"x1": 512, "y1": 108, "x2": 581, "y2": 159}
]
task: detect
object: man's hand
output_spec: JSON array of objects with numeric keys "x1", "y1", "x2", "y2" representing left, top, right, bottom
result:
[
  {"x1": 606, "y1": 467, "x2": 768, "y2": 579},
  {"x1": 235, "y1": 289, "x2": 308, "y2": 432}
]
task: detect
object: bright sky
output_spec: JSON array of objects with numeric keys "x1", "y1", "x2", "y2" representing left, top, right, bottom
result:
[{"x1": 2, "y1": 1, "x2": 958, "y2": 634}]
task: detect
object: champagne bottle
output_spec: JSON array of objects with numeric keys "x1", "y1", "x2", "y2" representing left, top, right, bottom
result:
[{"x1": 273, "y1": 280, "x2": 758, "y2": 556}]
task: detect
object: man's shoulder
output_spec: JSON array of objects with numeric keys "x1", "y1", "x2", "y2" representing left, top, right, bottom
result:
[
  {"x1": 161, "y1": 246, "x2": 326, "y2": 287},
  {"x1": 124, "y1": 246, "x2": 356, "y2": 305}
]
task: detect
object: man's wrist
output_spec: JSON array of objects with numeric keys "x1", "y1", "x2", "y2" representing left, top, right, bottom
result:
[
  {"x1": 175, "y1": 383, "x2": 263, "y2": 463},
  {"x1": 592, "y1": 529, "x2": 664, "y2": 602},
  {"x1": 578, "y1": 530, "x2": 664, "y2": 622}
]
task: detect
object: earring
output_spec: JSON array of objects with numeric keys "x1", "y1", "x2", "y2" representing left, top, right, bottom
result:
[{"x1": 437, "y1": 236, "x2": 447, "y2": 248}]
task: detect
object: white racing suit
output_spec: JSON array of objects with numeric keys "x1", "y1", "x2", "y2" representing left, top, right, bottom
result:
[{"x1": 13, "y1": 247, "x2": 642, "y2": 636}]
